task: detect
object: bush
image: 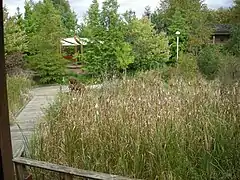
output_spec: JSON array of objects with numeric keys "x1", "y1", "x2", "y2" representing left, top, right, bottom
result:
[
  {"x1": 126, "y1": 18, "x2": 170, "y2": 71},
  {"x1": 177, "y1": 52, "x2": 198, "y2": 79},
  {"x1": 30, "y1": 72, "x2": 240, "y2": 179},
  {"x1": 197, "y1": 45, "x2": 223, "y2": 80},
  {"x1": 27, "y1": 53, "x2": 67, "y2": 84},
  {"x1": 220, "y1": 55, "x2": 240, "y2": 88},
  {"x1": 5, "y1": 52, "x2": 25, "y2": 75}
]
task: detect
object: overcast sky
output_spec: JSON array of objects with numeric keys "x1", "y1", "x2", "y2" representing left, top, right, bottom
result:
[{"x1": 3, "y1": 0, "x2": 233, "y2": 22}]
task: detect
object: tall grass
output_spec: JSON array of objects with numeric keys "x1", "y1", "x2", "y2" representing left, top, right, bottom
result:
[
  {"x1": 30, "y1": 71, "x2": 240, "y2": 179},
  {"x1": 7, "y1": 75, "x2": 32, "y2": 122}
]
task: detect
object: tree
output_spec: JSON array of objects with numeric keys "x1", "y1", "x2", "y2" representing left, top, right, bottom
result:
[
  {"x1": 50, "y1": 0, "x2": 78, "y2": 36},
  {"x1": 227, "y1": 0, "x2": 240, "y2": 56},
  {"x1": 123, "y1": 10, "x2": 136, "y2": 24},
  {"x1": 152, "y1": 0, "x2": 212, "y2": 55},
  {"x1": 26, "y1": 0, "x2": 66, "y2": 84},
  {"x1": 4, "y1": 7, "x2": 27, "y2": 55},
  {"x1": 151, "y1": 8, "x2": 166, "y2": 33},
  {"x1": 24, "y1": 0, "x2": 35, "y2": 35},
  {"x1": 207, "y1": 8, "x2": 232, "y2": 24},
  {"x1": 3, "y1": 6, "x2": 28, "y2": 74},
  {"x1": 83, "y1": 0, "x2": 134, "y2": 77},
  {"x1": 126, "y1": 17, "x2": 170, "y2": 71},
  {"x1": 231, "y1": 0, "x2": 240, "y2": 24},
  {"x1": 81, "y1": 0, "x2": 101, "y2": 38},
  {"x1": 167, "y1": 9, "x2": 189, "y2": 60},
  {"x1": 143, "y1": 6, "x2": 151, "y2": 20}
]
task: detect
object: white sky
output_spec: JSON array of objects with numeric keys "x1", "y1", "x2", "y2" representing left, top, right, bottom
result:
[{"x1": 3, "y1": 0, "x2": 233, "y2": 22}]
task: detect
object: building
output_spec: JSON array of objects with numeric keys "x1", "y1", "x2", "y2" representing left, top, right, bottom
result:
[{"x1": 212, "y1": 24, "x2": 231, "y2": 44}]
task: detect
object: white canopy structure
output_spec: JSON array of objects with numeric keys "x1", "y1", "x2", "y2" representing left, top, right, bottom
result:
[
  {"x1": 60, "y1": 36, "x2": 104, "y2": 61},
  {"x1": 60, "y1": 36, "x2": 91, "y2": 47},
  {"x1": 60, "y1": 36, "x2": 86, "y2": 61},
  {"x1": 61, "y1": 38, "x2": 80, "y2": 46}
]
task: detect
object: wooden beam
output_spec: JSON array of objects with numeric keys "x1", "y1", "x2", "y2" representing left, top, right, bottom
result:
[
  {"x1": 13, "y1": 157, "x2": 139, "y2": 180},
  {"x1": 0, "y1": 1, "x2": 15, "y2": 179},
  {"x1": 81, "y1": 44, "x2": 83, "y2": 56}
]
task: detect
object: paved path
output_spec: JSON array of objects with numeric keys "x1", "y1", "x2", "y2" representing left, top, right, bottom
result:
[{"x1": 10, "y1": 85, "x2": 69, "y2": 157}]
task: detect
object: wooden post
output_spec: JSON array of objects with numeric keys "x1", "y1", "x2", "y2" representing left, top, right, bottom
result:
[
  {"x1": 213, "y1": 35, "x2": 216, "y2": 44},
  {"x1": 64, "y1": 174, "x2": 73, "y2": 180},
  {"x1": 0, "y1": 1, "x2": 15, "y2": 179},
  {"x1": 60, "y1": 40, "x2": 62, "y2": 55},
  {"x1": 81, "y1": 44, "x2": 83, "y2": 56}
]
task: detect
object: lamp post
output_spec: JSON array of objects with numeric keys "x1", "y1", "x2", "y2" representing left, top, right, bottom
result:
[{"x1": 176, "y1": 31, "x2": 180, "y2": 62}]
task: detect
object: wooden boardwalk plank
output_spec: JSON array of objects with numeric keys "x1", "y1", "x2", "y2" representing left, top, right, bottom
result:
[{"x1": 11, "y1": 85, "x2": 68, "y2": 157}]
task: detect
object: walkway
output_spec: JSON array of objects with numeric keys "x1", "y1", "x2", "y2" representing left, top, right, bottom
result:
[{"x1": 10, "y1": 85, "x2": 68, "y2": 157}]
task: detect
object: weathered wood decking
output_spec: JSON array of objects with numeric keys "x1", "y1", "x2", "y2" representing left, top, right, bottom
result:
[{"x1": 10, "y1": 85, "x2": 69, "y2": 157}]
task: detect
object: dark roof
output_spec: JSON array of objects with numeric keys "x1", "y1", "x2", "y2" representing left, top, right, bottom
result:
[{"x1": 213, "y1": 24, "x2": 231, "y2": 35}]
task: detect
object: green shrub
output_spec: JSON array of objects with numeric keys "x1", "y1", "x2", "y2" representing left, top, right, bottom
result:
[
  {"x1": 126, "y1": 18, "x2": 170, "y2": 71},
  {"x1": 27, "y1": 53, "x2": 67, "y2": 84},
  {"x1": 197, "y1": 45, "x2": 222, "y2": 80},
  {"x1": 178, "y1": 52, "x2": 198, "y2": 79},
  {"x1": 227, "y1": 25, "x2": 240, "y2": 56},
  {"x1": 220, "y1": 55, "x2": 240, "y2": 87}
]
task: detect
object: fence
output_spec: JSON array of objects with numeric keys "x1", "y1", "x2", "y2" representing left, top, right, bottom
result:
[{"x1": 13, "y1": 157, "x2": 138, "y2": 180}]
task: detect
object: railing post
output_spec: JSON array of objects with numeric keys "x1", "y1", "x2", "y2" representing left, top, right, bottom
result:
[
  {"x1": 15, "y1": 163, "x2": 32, "y2": 180},
  {"x1": 64, "y1": 174, "x2": 73, "y2": 180},
  {"x1": 15, "y1": 163, "x2": 25, "y2": 180}
]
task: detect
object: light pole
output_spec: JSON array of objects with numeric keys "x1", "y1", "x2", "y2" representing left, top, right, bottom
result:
[{"x1": 176, "y1": 31, "x2": 180, "y2": 62}]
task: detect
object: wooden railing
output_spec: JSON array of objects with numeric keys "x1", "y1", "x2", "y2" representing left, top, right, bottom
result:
[{"x1": 13, "y1": 157, "x2": 138, "y2": 180}]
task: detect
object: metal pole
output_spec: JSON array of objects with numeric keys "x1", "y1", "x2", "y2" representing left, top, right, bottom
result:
[
  {"x1": 0, "y1": 1, "x2": 15, "y2": 179},
  {"x1": 176, "y1": 36, "x2": 179, "y2": 62}
]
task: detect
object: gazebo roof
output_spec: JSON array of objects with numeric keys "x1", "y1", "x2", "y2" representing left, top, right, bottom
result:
[
  {"x1": 61, "y1": 36, "x2": 103, "y2": 47},
  {"x1": 213, "y1": 24, "x2": 231, "y2": 35}
]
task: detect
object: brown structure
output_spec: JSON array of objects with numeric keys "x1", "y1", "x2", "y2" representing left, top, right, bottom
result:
[
  {"x1": 212, "y1": 24, "x2": 231, "y2": 44},
  {"x1": 0, "y1": 0, "x2": 15, "y2": 179}
]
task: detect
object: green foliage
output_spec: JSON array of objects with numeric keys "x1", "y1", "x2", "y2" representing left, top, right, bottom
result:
[
  {"x1": 28, "y1": 53, "x2": 66, "y2": 84},
  {"x1": 26, "y1": 0, "x2": 66, "y2": 84},
  {"x1": 50, "y1": 0, "x2": 78, "y2": 36},
  {"x1": 197, "y1": 45, "x2": 222, "y2": 80},
  {"x1": 167, "y1": 9, "x2": 189, "y2": 59},
  {"x1": 126, "y1": 18, "x2": 170, "y2": 71},
  {"x1": 122, "y1": 10, "x2": 136, "y2": 24},
  {"x1": 4, "y1": 7, "x2": 27, "y2": 55},
  {"x1": 231, "y1": 0, "x2": 240, "y2": 24},
  {"x1": 227, "y1": 25, "x2": 240, "y2": 56},
  {"x1": 207, "y1": 8, "x2": 232, "y2": 24},
  {"x1": 24, "y1": 0, "x2": 36, "y2": 36},
  {"x1": 220, "y1": 55, "x2": 240, "y2": 86},
  {"x1": 82, "y1": 0, "x2": 135, "y2": 78},
  {"x1": 178, "y1": 52, "x2": 198, "y2": 79},
  {"x1": 116, "y1": 42, "x2": 134, "y2": 70},
  {"x1": 82, "y1": 0, "x2": 170, "y2": 76},
  {"x1": 82, "y1": 0, "x2": 101, "y2": 38},
  {"x1": 152, "y1": 0, "x2": 212, "y2": 55}
]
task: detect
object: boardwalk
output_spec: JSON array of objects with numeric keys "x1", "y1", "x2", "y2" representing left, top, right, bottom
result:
[{"x1": 10, "y1": 85, "x2": 68, "y2": 157}]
